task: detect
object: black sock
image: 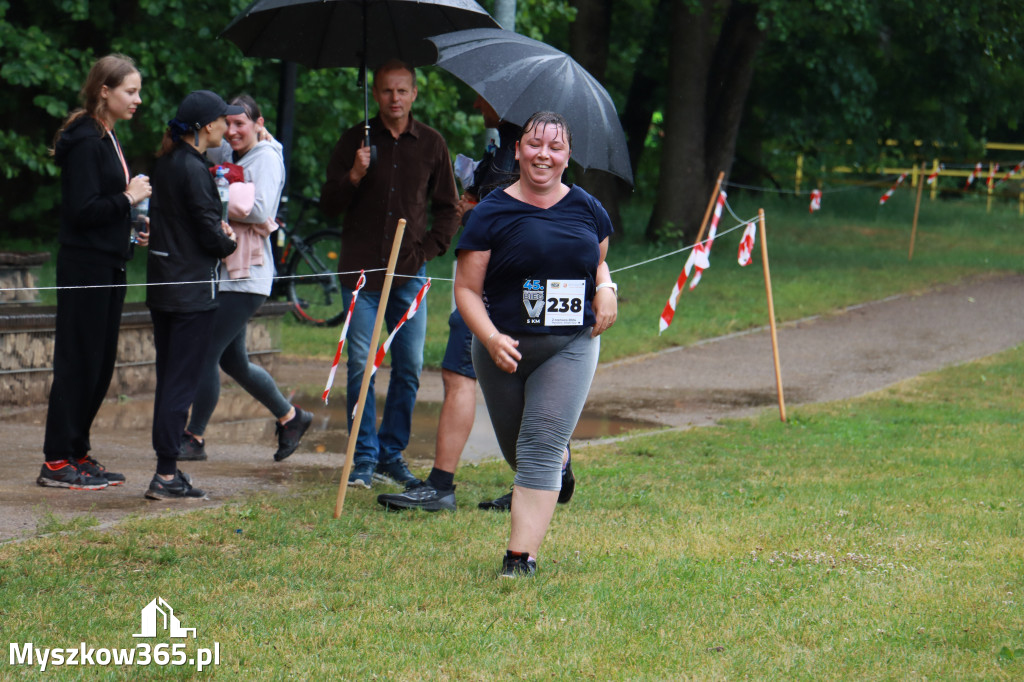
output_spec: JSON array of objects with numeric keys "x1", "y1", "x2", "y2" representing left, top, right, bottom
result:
[{"x1": 426, "y1": 467, "x2": 455, "y2": 491}]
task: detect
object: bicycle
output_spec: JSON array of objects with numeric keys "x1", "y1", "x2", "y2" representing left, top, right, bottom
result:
[{"x1": 273, "y1": 196, "x2": 347, "y2": 327}]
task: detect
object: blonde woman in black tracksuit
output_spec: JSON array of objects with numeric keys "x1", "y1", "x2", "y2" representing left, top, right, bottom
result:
[{"x1": 40, "y1": 54, "x2": 152, "y2": 491}]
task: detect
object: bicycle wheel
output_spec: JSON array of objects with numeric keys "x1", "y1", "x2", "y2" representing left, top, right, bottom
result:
[{"x1": 285, "y1": 229, "x2": 346, "y2": 326}]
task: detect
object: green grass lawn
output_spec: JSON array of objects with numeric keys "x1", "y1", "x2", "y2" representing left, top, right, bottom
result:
[{"x1": 2, "y1": 344, "x2": 1021, "y2": 678}]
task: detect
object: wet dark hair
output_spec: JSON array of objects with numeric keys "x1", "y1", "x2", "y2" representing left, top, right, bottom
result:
[
  {"x1": 229, "y1": 93, "x2": 261, "y2": 121},
  {"x1": 520, "y1": 111, "x2": 572, "y2": 150}
]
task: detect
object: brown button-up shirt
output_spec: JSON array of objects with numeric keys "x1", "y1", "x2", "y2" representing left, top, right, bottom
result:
[{"x1": 320, "y1": 115, "x2": 459, "y2": 290}]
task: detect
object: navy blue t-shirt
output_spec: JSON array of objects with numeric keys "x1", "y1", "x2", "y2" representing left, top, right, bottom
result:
[{"x1": 457, "y1": 184, "x2": 614, "y2": 336}]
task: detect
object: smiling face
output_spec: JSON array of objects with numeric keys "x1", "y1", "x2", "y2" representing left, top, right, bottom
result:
[
  {"x1": 226, "y1": 112, "x2": 261, "y2": 156},
  {"x1": 515, "y1": 120, "x2": 571, "y2": 191},
  {"x1": 372, "y1": 67, "x2": 417, "y2": 129},
  {"x1": 100, "y1": 71, "x2": 142, "y2": 128}
]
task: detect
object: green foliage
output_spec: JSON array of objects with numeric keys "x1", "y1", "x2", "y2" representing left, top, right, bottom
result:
[
  {"x1": 748, "y1": 0, "x2": 1024, "y2": 171},
  {"x1": 0, "y1": 0, "x2": 588, "y2": 238}
]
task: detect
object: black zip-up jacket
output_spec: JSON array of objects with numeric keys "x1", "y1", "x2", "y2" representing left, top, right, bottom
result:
[
  {"x1": 53, "y1": 116, "x2": 133, "y2": 268},
  {"x1": 146, "y1": 143, "x2": 237, "y2": 313}
]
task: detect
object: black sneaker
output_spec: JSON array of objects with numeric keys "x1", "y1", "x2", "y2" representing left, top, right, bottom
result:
[
  {"x1": 558, "y1": 445, "x2": 574, "y2": 504},
  {"x1": 373, "y1": 457, "x2": 421, "y2": 488},
  {"x1": 273, "y1": 407, "x2": 313, "y2": 461},
  {"x1": 478, "y1": 487, "x2": 513, "y2": 511},
  {"x1": 178, "y1": 432, "x2": 207, "y2": 461},
  {"x1": 37, "y1": 462, "x2": 108, "y2": 490},
  {"x1": 500, "y1": 550, "x2": 537, "y2": 578},
  {"x1": 75, "y1": 455, "x2": 126, "y2": 486},
  {"x1": 377, "y1": 481, "x2": 456, "y2": 511},
  {"x1": 347, "y1": 462, "x2": 374, "y2": 489},
  {"x1": 145, "y1": 470, "x2": 207, "y2": 500}
]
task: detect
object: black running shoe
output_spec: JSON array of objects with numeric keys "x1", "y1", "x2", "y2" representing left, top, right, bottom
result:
[
  {"x1": 178, "y1": 432, "x2": 207, "y2": 461},
  {"x1": 274, "y1": 407, "x2": 313, "y2": 461},
  {"x1": 377, "y1": 481, "x2": 456, "y2": 511},
  {"x1": 145, "y1": 470, "x2": 207, "y2": 500},
  {"x1": 37, "y1": 462, "x2": 108, "y2": 490},
  {"x1": 558, "y1": 445, "x2": 574, "y2": 504},
  {"x1": 75, "y1": 455, "x2": 126, "y2": 486},
  {"x1": 478, "y1": 487, "x2": 513, "y2": 511},
  {"x1": 373, "y1": 457, "x2": 421, "y2": 488},
  {"x1": 500, "y1": 550, "x2": 537, "y2": 578}
]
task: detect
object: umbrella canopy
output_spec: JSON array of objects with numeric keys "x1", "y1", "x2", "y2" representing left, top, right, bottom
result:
[
  {"x1": 428, "y1": 28, "x2": 633, "y2": 185},
  {"x1": 221, "y1": 0, "x2": 498, "y2": 69}
]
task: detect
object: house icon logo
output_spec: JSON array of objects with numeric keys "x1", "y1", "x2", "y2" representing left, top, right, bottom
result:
[{"x1": 132, "y1": 597, "x2": 197, "y2": 639}]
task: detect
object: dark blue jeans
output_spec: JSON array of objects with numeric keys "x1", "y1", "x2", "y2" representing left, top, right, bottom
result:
[{"x1": 342, "y1": 265, "x2": 427, "y2": 467}]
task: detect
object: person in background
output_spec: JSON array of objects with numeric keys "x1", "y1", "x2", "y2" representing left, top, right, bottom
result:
[
  {"x1": 454, "y1": 111, "x2": 618, "y2": 577},
  {"x1": 180, "y1": 94, "x2": 312, "y2": 463},
  {"x1": 320, "y1": 59, "x2": 459, "y2": 490},
  {"x1": 376, "y1": 95, "x2": 519, "y2": 511},
  {"x1": 39, "y1": 53, "x2": 152, "y2": 491},
  {"x1": 144, "y1": 90, "x2": 240, "y2": 500}
]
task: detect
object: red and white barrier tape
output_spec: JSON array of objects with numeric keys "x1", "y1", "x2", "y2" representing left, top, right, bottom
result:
[
  {"x1": 965, "y1": 162, "x2": 982, "y2": 189},
  {"x1": 879, "y1": 173, "x2": 907, "y2": 205},
  {"x1": 689, "y1": 190, "x2": 726, "y2": 290},
  {"x1": 737, "y1": 222, "x2": 757, "y2": 266},
  {"x1": 809, "y1": 189, "x2": 822, "y2": 213},
  {"x1": 995, "y1": 160, "x2": 1024, "y2": 187},
  {"x1": 351, "y1": 278, "x2": 432, "y2": 419},
  {"x1": 322, "y1": 271, "x2": 366, "y2": 404},
  {"x1": 987, "y1": 163, "x2": 1000, "y2": 189}
]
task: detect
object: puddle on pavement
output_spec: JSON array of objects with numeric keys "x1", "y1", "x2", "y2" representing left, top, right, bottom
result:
[{"x1": 289, "y1": 389, "x2": 661, "y2": 462}]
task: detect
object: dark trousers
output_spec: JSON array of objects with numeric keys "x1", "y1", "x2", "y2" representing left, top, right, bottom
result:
[
  {"x1": 43, "y1": 251, "x2": 126, "y2": 462},
  {"x1": 150, "y1": 308, "x2": 216, "y2": 475}
]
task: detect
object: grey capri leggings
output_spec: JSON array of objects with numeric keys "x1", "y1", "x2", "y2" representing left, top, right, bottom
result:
[{"x1": 472, "y1": 327, "x2": 600, "y2": 491}]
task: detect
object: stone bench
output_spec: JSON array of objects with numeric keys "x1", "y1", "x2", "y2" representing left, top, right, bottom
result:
[
  {"x1": 0, "y1": 251, "x2": 50, "y2": 304},
  {"x1": 0, "y1": 300, "x2": 290, "y2": 407}
]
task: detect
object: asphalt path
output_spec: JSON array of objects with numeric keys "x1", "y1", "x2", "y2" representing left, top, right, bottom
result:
[{"x1": 2, "y1": 273, "x2": 1022, "y2": 542}]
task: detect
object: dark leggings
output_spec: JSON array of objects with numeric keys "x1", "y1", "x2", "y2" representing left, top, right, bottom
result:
[
  {"x1": 472, "y1": 328, "x2": 599, "y2": 491},
  {"x1": 187, "y1": 292, "x2": 291, "y2": 436},
  {"x1": 151, "y1": 309, "x2": 216, "y2": 475}
]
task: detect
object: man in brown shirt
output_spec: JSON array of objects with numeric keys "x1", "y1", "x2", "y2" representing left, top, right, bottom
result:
[{"x1": 320, "y1": 59, "x2": 459, "y2": 490}]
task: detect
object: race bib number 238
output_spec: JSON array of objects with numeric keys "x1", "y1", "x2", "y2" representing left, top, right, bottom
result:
[{"x1": 521, "y1": 279, "x2": 586, "y2": 327}]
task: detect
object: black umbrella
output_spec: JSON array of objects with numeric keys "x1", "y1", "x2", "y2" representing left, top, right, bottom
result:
[
  {"x1": 428, "y1": 28, "x2": 633, "y2": 185},
  {"x1": 221, "y1": 0, "x2": 499, "y2": 153}
]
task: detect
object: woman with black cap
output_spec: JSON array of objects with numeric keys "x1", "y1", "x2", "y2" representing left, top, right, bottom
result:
[{"x1": 144, "y1": 90, "x2": 240, "y2": 500}]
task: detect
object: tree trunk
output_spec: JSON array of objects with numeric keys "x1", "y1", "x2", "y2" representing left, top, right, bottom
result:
[
  {"x1": 647, "y1": 0, "x2": 715, "y2": 242},
  {"x1": 647, "y1": 0, "x2": 766, "y2": 243},
  {"x1": 569, "y1": 0, "x2": 627, "y2": 232},
  {"x1": 620, "y1": 0, "x2": 670, "y2": 175}
]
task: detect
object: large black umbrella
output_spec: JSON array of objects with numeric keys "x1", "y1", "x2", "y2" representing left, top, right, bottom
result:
[
  {"x1": 428, "y1": 28, "x2": 633, "y2": 185},
  {"x1": 221, "y1": 0, "x2": 499, "y2": 152}
]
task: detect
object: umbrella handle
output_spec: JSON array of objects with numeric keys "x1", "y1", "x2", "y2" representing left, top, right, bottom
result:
[{"x1": 363, "y1": 125, "x2": 377, "y2": 172}]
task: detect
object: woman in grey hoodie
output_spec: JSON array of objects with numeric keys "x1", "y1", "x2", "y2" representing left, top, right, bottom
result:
[{"x1": 180, "y1": 95, "x2": 312, "y2": 464}]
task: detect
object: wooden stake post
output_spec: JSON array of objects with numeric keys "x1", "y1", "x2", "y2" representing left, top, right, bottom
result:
[
  {"x1": 908, "y1": 163, "x2": 925, "y2": 261},
  {"x1": 334, "y1": 219, "x2": 407, "y2": 518},
  {"x1": 758, "y1": 209, "x2": 786, "y2": 422}
]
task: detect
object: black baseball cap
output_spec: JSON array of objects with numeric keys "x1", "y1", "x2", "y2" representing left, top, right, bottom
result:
[{"x1": 174, "y1": 90, "x2": 244, "y2": 130}]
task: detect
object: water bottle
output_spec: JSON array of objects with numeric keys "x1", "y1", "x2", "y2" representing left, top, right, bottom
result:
[
  {"x1": 130, "y1": 197, "x2": 149, "y2": 244},
  {"x1": 215, "y1": 166, "x2": 230, "y2": 222}
]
